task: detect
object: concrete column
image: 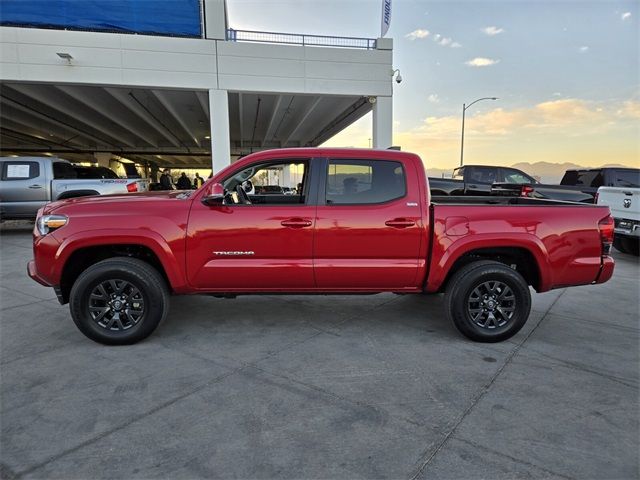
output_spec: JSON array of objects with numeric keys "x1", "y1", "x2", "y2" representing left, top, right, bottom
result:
[
  {"x1": 372, "y1": 96, "x2": 393, "y2": 149},
  {"x1": 203, "y1": 0, "x2": 227, "y2": 40},
  {"x1": 209, "y1": 89, "x2": 231, "y2": 174},
  {"x1": 94, "y1": 152, "x2": 111, "y2": 168}
]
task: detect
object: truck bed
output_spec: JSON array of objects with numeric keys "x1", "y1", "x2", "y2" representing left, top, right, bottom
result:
[{"x1": 431, "y1": 196, "x2": 592, "y2": 206}]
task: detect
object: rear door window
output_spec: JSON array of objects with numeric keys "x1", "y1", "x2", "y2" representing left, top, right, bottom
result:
[{"x1": 325, "y1": 159, "x2": 406, "y2": 204}]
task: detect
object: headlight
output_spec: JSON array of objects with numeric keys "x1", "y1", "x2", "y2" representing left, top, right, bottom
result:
[{"x1": 36, "y1": 215, "x2": 68, "y2": 235}]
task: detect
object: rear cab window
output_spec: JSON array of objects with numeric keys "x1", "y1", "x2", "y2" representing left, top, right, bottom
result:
[
  {"x1": 612, "y1": 170, "x2": 640, "y2": 188},
  {"x1": 325, "y1": 159, "x2": 406, "y2": 205}
]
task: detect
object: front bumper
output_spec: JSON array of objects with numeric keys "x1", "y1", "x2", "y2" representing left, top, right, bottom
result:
[{"x1": 27, "y1": 260, "x2": 50, "y2": 286}]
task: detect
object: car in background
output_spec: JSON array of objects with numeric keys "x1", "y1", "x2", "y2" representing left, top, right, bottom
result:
[
  {"x1": 255, "y1": 185, "x2": 284, "y2": 195},
  {"x1": 560, "y1": 168, "x2": 640, "y2": 200},
  {"x1": 0, "y1": 157, "x2": 149, "y2": 220},
  {"x1": 597, "y1": 185, "x2": 640, "y2": 256},
  {"x1": 429, "y1": 165, "x2": 594, "y2": 203}
]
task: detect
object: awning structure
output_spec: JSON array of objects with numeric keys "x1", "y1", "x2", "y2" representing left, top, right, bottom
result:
[{"x1": 0, "y1": 82, "x2": 372, "y2": 168}]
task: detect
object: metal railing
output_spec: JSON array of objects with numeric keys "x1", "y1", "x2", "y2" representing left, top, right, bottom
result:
[{"x1": 226, "y1": 29, "x2": 377, "y2": 50}]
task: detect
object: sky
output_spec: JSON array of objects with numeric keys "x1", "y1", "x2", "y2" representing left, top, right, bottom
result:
[{"x1": 226, "y1": 0, "x2": 639, "y2": 170}]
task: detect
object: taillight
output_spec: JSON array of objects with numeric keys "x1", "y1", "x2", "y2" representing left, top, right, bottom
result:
[
  {"x1": 126, "y1": 182, "x2": 138, "y2": 193},
  {"x1": 598, "y1": 215, "x2": 614, "y2": 256},
  {"x1": 521, "y1": 185, "x2": 535, "y2": 197}
]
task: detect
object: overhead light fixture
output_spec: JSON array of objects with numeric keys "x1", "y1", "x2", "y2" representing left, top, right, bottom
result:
[
  {"x1": 205, "y1": 135, "x2": 211, "y2": 139},
  {"x1": 56, "y1": 52, "x2": 73, "y2": 64}
]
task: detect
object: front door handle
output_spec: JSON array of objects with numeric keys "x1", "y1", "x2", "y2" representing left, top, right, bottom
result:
[
  {"x1": 281, "y1": 217, "x2": 313, "y2": 228},
  {"x1": 385, "y1": 218, "x2": 416, "y2": 228},
  {"x1": 28, "y1": 184, "x2": 43, "y2": 189}
]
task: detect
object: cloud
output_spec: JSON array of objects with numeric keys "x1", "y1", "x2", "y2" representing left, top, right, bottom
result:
[
  {"x1": 405, "y1": 29, "x2": 430, "y2": 40},
  {"x1": 621, "y1": 12, "x2": 631, "y2": 20},
  {"x1": 579, "y1": 46, "x2": 589, "y2": 53},
  {"x1": 432, "y1": 33, "x2": 462, "y2": 48},
  {"x1": 427, "y1": 94, "x2": 440, "y2": 104},
  {"x1": 482, "y1": 26, "x2": 504, "y2": 36},
  {"x1": 465, "y1": 57, "x2": 500, "y2": 67}
]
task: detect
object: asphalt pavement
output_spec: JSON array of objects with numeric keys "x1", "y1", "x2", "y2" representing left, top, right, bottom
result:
[{"x1": 1, "y1": 222, "x2": 638, "y2": 479}]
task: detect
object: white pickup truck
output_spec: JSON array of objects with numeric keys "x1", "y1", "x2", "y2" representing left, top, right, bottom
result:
[
  {"x1": 597, "y1": 186, "x2": 640, "y2": 256},
  {"x1": 0, "y1": 157, "x2": 149, "y2": 220}
]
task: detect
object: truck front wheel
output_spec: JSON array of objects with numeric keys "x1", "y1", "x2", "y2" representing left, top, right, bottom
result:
[
  {"x1": 69, "y1": 257, "x2": 169, "y2": 345},
  {"x1": 445, "y1": 260, "x2": 531, "y2": 342}
]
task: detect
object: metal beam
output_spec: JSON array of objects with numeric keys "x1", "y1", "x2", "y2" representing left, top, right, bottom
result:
[
  {"x1": 152, "y1": 90, "x2": 201, "y2": 147},
  {"x1": 281, "y1": 96, "x2": 322, "y2": 147},
  {"x1": 262, "y1": 95, "x2": 281, "y2": 148},
  {"x1": 8, "y1": 84, "x2": 135, "y2": 147},
  {"x1": 57, "y1": 86, "x2": 159, "y2": 147},
  {"x1": 105, "y1": 88, "x2": 181, "y2": 148},
  {"x1": 1, "y1": 95, "x2": 116, "y2": 147},
  {"x1": 0, "y1": 113, "x2": 86, "y2": 148}
]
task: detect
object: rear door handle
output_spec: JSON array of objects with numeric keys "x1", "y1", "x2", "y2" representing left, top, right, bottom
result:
[
  {"x1": 281, "y1": 217, "x2": 313, "y2": 228},
  {"x1": 28, "y1": 184, "x2": 43, "y2": 189},
  {"x1": 467, "y1": 184, "x2": 478, "y2": 189},
  {"x1": 385, "y1": 218, "x2": 416, "y2": 228}
]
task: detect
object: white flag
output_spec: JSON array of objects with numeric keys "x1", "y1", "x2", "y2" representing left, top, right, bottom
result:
[{"x1": 381, "y1": 0, "x2": 392, "y2": 37}]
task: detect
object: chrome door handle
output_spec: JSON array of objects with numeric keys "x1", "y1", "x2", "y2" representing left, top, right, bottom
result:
[
  {"x1": 385, "y1": 218, "x2": 415, "y2": 228},
  {"x1": 28, "y1": 185, "x2": 43, "y2": 189},
  {"x1": 281, "y1": 218, "x2": 313, "y2": 228}
]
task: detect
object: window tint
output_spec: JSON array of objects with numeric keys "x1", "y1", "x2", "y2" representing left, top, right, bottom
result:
[
  {"x1": 326, "y1": 160, "x2": 406, "y2": 205},
  {"x1": 1, "y1": 161, "x2": 40, "y2": 181},
  {"x1": 223, "y1": 160, "x2": 307, "y2": 205},
  {"x1": 502, "y1": 169, "x2": 533, "y2": 184},
  {"x1": 613, "y1": 170, "x2": 640, "y2": 188},
  {"x1": 73, "y1": 166, "x2": 119, "y2": 179},
  {"x1": 465, "y1": 167, "x2": 498, "y2": 184},
  {"x1": 564, "y1": 170, "x2": 603, "y2": 187},
  {"x1": 53, "y1": 162, "x2": 77, "y2": 179}
]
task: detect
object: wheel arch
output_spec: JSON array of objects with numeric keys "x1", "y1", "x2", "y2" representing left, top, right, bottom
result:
[
  {"x1": 426, "y1": 234, "x2": 552, "y2": 293},
  {"x1": 55, "y1": 230, "x2": 188, "y2": 303}
]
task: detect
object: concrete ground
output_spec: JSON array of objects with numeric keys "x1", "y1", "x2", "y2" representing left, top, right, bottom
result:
[{"x1": 1, "y1": 222, "x2": 638, "y2": 480}]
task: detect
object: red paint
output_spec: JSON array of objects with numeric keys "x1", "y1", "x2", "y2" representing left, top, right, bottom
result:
[{"x1": 28, "y1": 148, "x2": 614, "y2": 298}]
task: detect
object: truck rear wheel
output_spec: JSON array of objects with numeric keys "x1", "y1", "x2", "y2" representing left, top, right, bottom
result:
[
  {"x1": 445, "y1": 260, "x2": 531, "y2": 342},
  {"x1": 69, "y1": 257, "x2": 169, "y2": 345}
]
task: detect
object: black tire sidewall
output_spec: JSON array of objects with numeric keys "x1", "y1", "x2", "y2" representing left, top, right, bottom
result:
[
  {"x1": 70, "y1": 259, "x2": 168, "y2": 345},
  {"x1": 447, "y1": 262, "x2": 531, "y2": 343}
]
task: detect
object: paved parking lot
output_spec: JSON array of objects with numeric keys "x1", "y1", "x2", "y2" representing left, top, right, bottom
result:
[{"x1": 1, "y1": 222, "x2": 638, "y2": 479}]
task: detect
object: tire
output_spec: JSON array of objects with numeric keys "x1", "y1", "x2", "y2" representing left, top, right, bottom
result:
[
  {"x1": 69, "y1": 257, "x2": 169, "y2": 345},
  {"x1": 619, "y1": 237, "x2": 639, "y2": 256},
  {"x1": 445, "y1": 260, "x2": 531, "y2": 343},
  {"x1": 613, "y1": 236, "x2": 629, "y2": 254}
]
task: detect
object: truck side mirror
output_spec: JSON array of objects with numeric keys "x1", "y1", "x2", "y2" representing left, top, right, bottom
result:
[{"x1": 201, "y1": 183, "x2": 225, "y2": 206}]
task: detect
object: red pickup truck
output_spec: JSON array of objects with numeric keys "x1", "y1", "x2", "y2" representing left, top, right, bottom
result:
[{"x1": 28, "y1": 148, "x2": 615, "y2": 345}]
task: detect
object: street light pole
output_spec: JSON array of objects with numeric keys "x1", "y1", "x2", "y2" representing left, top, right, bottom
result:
[{"x1": 459, "y1": 97, "x2": 498, "y2": 167}]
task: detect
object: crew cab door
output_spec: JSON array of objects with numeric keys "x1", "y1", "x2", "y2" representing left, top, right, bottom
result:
[
  {"x1": 186, "y1": 158, "x2": 317, "y2": 290},
  {"x1": 461, "y1": 166, "x2": 496, "y2": 195},
  {"x1": 314, "y1": 157, "x2": 423, "y2": 289},
  {"x1": 0, "y1": 158, "x2": 49, "y2": 218}
]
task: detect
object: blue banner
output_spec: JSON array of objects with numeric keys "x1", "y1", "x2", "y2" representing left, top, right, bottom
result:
[{"x1": 0, "y1": 0, "x2": 202, "y2": 37}]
